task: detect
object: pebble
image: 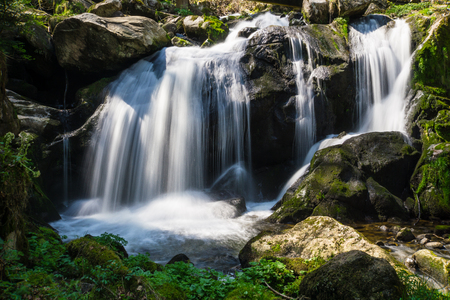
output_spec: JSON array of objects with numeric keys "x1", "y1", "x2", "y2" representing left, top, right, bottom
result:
[
  {"x1": 425, "y1": 242, "x2": 444, "y2": 249},
  {"x1": 420, "y1": 238, "x2": 430, "y2": 245}
]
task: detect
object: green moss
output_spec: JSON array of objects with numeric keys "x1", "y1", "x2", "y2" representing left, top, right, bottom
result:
[
  {"x1": 385, "y1": 2, "x2": 431, "y2": 18},
  {"x1": 225, "y1": 283, "x2": 277, "y2": 300},
  {"x1": 413, "y1": 15, "x2": 450, "y2": 98},
  {"x1": 153, "y1": 282, "x2": 186, "y2": 299}
]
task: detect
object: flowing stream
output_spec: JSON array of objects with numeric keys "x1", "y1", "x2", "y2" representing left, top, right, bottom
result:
[{"x1": 52, "y1": 14, "x2": 416, "y2": 270}]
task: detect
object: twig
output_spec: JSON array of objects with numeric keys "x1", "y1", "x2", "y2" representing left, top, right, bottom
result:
[{"x1": 263, "y1": 281, "x2": 310, "y2": 300}]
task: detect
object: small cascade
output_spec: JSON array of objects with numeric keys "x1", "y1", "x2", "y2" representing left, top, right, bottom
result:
[
  {"x1": 62, "y1": 70, "x2": 70, "y2": 206},
  {"x1": 289, "y1": 35, "x2": 316, "y2": 165},
  {"x1": 350, "y1": 16, "x2": 412, "y2": 132}
]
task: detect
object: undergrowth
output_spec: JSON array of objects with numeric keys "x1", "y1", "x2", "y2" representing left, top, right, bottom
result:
[
  {"x1": 385, "y1": 2, "x2": 431, "y2": 17},
  {"x1": 1, "y1": 230, "x2": 448, "y2": 299}
]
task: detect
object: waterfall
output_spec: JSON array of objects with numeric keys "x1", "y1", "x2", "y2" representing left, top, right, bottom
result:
[
  {"x1": 350, "y1": 16, "x2": 412, "y2": 132},
  {"x1": 289, "y1": 35, "x2": 316, "y2": 165},
  {"x1": 85, "y1": 14, "x2": 288, "y2": 212}
]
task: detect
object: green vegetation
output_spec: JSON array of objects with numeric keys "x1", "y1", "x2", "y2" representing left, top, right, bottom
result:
[
  {"x1": 0, "y1": 132, "x2": 40, "y2": 252},
  {"x1": 1, "y1": 230, "x2": 448, "y2": 299},
  {"x1": 385, "y1": 2, "x2": 431, "y2": 18},
  {"x1": 202, "y1": 15, "x2": 228, "y2": 42},
  {"x1": 417, "y1": 156, "x2": 450, "y2": 211}
]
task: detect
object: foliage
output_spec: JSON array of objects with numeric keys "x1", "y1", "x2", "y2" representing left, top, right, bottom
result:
[
  {"x1": 0, "y1": 132, "x2": 40, "y2": 248},
  {"x1": 417, "y1": 156, "x2": 450, "y2": 209},
  {"x1": 93, "y1": 232, "x2": 128, "y2": 251},
  {"x1": 175, "y1": 7, "x2": 193, "y2": 16},
  {"x1": 202, "y1": 15, "x2": 227, "y2": 41},
  {"x1": 385, "y1": 2, "x2": 431, "y2": 17},
  {"x1": 398, "y1": 270, "x2": 450, "y2": 300}
]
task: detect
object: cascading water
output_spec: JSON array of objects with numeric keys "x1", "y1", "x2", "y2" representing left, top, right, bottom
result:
[
  {"x1": 53, "y1": 13, "x2": 289, "y2": 269},
  {"x1": 350, "y1": 16, "x2": 412, "y2": 132},
  {"x1": 289, "y1": 35, "x2": 316, "y2": 164}
]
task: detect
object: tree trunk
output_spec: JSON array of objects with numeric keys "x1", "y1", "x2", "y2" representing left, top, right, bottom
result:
[{"x1": 176, "y1": 0, "x2": 189, "y2": 9}]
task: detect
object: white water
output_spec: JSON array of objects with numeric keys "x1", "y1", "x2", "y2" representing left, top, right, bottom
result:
[
  {"x1": 53, "y1": 15, "x2": 413, "y2": 270},
  {"x1": 350, "y1": 16, "x2": 411, "y2": 132},
  {"x1": 53, "y1": 13, "x2": 288, "y2": 269}
]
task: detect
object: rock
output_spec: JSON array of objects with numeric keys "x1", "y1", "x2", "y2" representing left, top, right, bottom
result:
[
  {"x1": 239, "y1": 216, "x2": 402, "y2": 269},
  {"x1": 8, "y1": 90, "x2": 62, "y2": 142},
  {"x1": 337, "y1": 0, "x2": 387, "y2": 18},
  {"x1": 288, "y1": 11, "x2": 305, "y2": 26},
  {"x1": 20, "y1": 22, "x2": 54, "y2": 61},
  {"x1": 420, "y1": 238, "x2": 430, "y2": 245},
  {"x1": 413, "y1": 249, "x2": 450, "y2": 286},
  {"x1": 171, "y1": 36, "x2": 192, "y2": 47},
  {"x1": 412, "y1": 15, "x2": 450, "y2": 98},
  {"x1": 237, "y1": 27, "x2": 258, "y2": 38},
  {"x1": 298, "y1": 250, "x2": 404, "y2": 300},
  {"x1": 375, "y1": 240, "x2": 384, "y2": 246},
  {"x1": 363, "y1": 2, "x2": 384, "y2": 16},
  {"x1": 425, "y1": 242, "x2": 444, "y2": 249},
  {"x1": 53, "y1": 13, "x2": 170, "y2": 73},
  {"x1": 405, "y1": 256, "x2": 417, "y2": 270},
  {"x1": 243, "y1": 24, "x2": 353, "y2": 172},
  {"x1": 183, "y1": 15, "x2": 229, "y2": 42},
  {"x1": 379, "y1": 225, "x2": 388, "y2": 231},
  {"x1": 416, "y1": 233, "x2": 433, "y2": 240},
  {"x1": 302, "y1": 0, "x2": 329, "y2": 24},
  {"x1": 268, "y1": 132, "x2": 418, "y2": 224},
  {"x1": 67, "y1": 235, "x2": 127, "y2": 274},
  {"x1": 167, "y1": 253, "x2": 191, "y2": 265},
  {"x1": 88, "y1": 0, "x2": 122, "y2": 17},
  {"x1": 396, "y1": 228, "x2": 415, "y2": 242}
]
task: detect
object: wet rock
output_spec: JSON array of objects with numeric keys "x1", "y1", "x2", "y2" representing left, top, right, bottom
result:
[
  {"x1": 390, "y1": 225, "x2": 402, "y2": 234},
  {"x1": 425, "y1": 242, "x2": 444, "y2": 249},
  {"x1": 171, "y1": 36, "x2": 192, "y2": 47},
  {"x1": 413, "y1": 249, "x2": 450, "y2": 286},
  {"x1": 302, "y1": 0, "x2": 329, "y2": 24},
  {"x1": 183, "y1": 15, "x2": 229, "y2": 43},
  {"x1": 88, "y1": 0, "x2": 122, "y2": 17},
  {"x1": 239, "y1": 216, "x2": 401, "y2": 269},
  {"x1": 379, "y1": 225, "x2": 388, "y2": 231},
  {"x1": 53, "y1": 13, "x2": 170, "y2": 73},
  {"x1": 167, "y1": 253, "x2": 191, "y2": 265},
  {"x1": 375, "y1": 240, "x2": 384, "y2": 247},
  {"x1": 396, "y1": 228, "x2": 415, "y2": 242},
  {"x1": 268, "y1": 132, "x2": 419, "y2": 224},
  {"x1": 416, "y1": 233, "x2": 433, "y2": 240},
  {"x1": 298, "y1": 250, "x2": 404, "y2": 300},
  {"x1": 337, "y1": 0, "x2": 387, "y2": 18},
  {"x1": 420, "y1": 238, "x2": 430, "y2": 245},
  {"x1": 237, "y1": 27, "x2": 258, "y2": 38},
  {"x1": 288, "y1": 11, "x2": 305, "y2": 26},
  {"x1": 405, "y1": 256, "x2": 417, "y2": 270}
]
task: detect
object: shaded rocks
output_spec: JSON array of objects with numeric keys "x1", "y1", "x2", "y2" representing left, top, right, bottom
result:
[
  {"x1": 88, "y1": 0, "x2": 122, "y2": 17},
  {"x1": 303, "y1": 0, "x2": 329, "y2": 24},
  {"x1": 268, "y1": 132, "x2": 419, "y2": 224},
  {"x1": 298, "y1": 250, "x2": 404, "y2": 300},
  {"x1": 53, "y1": 13, "x2": 170, "y2": 73},
  {"x1": 239, "y1": 216, "x2": 400, "y2": 268},
  {"x1": 183, "y1": 15, "x2": 229, "y2": 43}
]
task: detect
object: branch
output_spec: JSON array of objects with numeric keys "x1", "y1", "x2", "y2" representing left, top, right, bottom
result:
[{"x1": 263, "y1": 281, "x2": 310, "y2": 300}]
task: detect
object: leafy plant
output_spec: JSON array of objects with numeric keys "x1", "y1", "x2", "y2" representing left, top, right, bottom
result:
[{"x1": 175, "y1": 7, "x2": 193, "y2": 16}]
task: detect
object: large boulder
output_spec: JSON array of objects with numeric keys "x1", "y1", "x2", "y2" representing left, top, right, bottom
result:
[
  {"x1": 239, "y1": 216, "x2": 402, "y2": 269},
  {"x1": 242, "y1": 23, "x2": 353, "y2": 173},
  {"x1": 302, "y1": 0, "x2": 329, "y2": 24},
  {"x1": 268, "y1": 132, "x2": 419, "y2": 223},
  {"x1": 298, "y1": 250, "x2": 404, "y2": 300},
  {"x1": 336, "y1": 0, "x2": 386, "y2": 18},
  {"x1": 53, "y1": 13, "x2": 170, "y2": 73}
]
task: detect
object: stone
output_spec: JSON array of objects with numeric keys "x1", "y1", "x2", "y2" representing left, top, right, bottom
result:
[
  {"x1": 167, "y1": 253, "x2": 191, "y2": 265},
  {"x1": 88, "y1": 0, "x2": 122, "y2": 17},
  {"x1": 171, "y1": 36, "x2": 192, "y2": 47},
  {"x1": 413, "y1": 249, "x2": 450, "y2": 286},
  {"x1": 237, "y1": 27, "x2": 258, "y2": 38},
  {"x1": 268, "y1": 132, "x2": 418, "y2": 224},
  {"x1": 53, "y1": 13, "x2": 170, "y2": 73},
  {"x1": 239, "y1": 216, "x2": 402, "y2": 270},
  {"x1": 396, "y1": 228, "x2": 415, "y2": 242},
  {"x1": 298, "y1": 250, "x2": 404, "y2": 300},
  {"x1": 425, "y1": 242, "x2": 444, "y2": 249},
  {"x1": 337, "y1": 0, "x2": 387, "y2": 18},
  {"x1": 420, "y1": 238, "x2": 430, "y2": 245},
  {"x1": 302, "y1": 0, "x2": 329, "y2": 24}
]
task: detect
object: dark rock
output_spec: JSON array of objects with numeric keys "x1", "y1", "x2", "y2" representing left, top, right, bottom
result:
[
  {"x1": 6, "y1": 79, "x2": 38, "y2": 100},
  {"x1": 167, "y1": 253, "x2": 191, "y2": 265},
  {"x1": 298, "y1": 250, "x2": 404, "y2": 300},
  {"x1": 435, "y1": 225, "x2": 450, "y2": 236},
  {"x1": 53, "y1": 13, "x2": 170, "y2": 74},
  {"x1": 268, "y1": 132, "x2": 420, "y2": 224},
  {"x1": 237, "y1": 27, "x2": 258, "y2": 38},
  {"x1": 303, "y1": 0, "x2": 329, "y2": 24},
  {"x1": 396, "y1": 227, "x2": 415, "y2": 242}
]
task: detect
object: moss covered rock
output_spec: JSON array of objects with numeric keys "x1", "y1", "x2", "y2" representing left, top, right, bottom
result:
[
  {"x1": 298, "y1": 250, "x2": 404, "y2": 300},
  {"x1": 413, "y1": 14, "x2": 450, "y2": 98},
  {"x1": 67, "y1": 235, "x2": 127, "y2": 275},
  {"x1": 412, "y1": 249, "x2": 450, "y2": 286},
  {"x1": 53, "y1": 13, "x2": 170, "y2": 73},
  {"x1": 268, "y1": 132, "x2": 419, "y2": 223},
  {"x1": 239, "y1": 216, "x2": 402, "y2": 270},
  {"x1": 183, "y1": 15, "x2": 229, "y2": 43}
]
